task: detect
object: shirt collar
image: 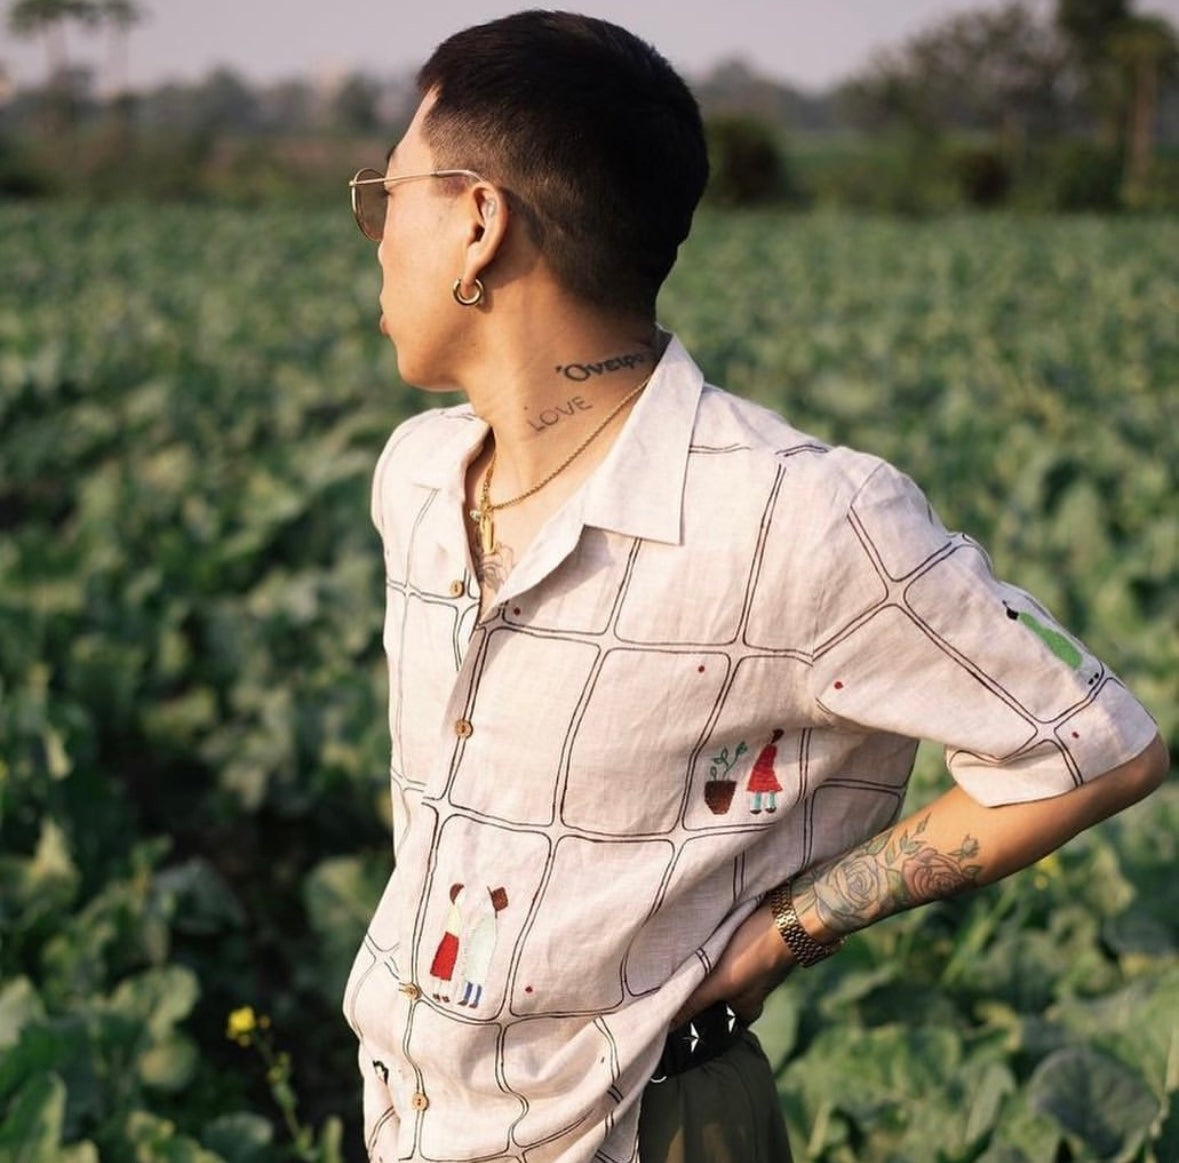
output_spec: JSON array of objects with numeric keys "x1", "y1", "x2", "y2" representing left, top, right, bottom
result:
[
  {"x1": 405, "y1": 331, "x2": 704, "y2": 546},
  {"x1": 579, "y1": 332, "x2": 702, "y2": 545},
  {"x1": 408, "y1": 409, "x2": 489, "y2": 494}
]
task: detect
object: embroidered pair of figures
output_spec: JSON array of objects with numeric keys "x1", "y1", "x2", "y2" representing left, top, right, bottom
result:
[
  {"x1": 420, "y1": 734, "x2": 785, "y2": 1016},
  {"x1": 704, "y1": 728, "x2": 784, "y2": 816},
  {"x1": 428, "y1": 884, "x2": 510, "y2": 1009}
]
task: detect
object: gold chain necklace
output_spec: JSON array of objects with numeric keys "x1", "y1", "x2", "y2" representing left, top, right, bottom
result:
[{"x1": 468, "y1": 373, "x2": 653, "y2": 555}]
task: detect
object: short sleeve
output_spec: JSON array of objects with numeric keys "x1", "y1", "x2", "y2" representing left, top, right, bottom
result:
[{"x1": 807, "y1": 458, "x2": 1158, "y2": 807}]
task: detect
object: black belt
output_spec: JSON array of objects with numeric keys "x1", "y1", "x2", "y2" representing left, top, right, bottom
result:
[{"x1": 651, "y1": 1001, "x2": 747, "y2": 1081}]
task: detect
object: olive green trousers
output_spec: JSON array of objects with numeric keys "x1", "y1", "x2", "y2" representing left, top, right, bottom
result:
[{"x1": 636, "y1": 1029, "x2": 793, "y2": 1163}]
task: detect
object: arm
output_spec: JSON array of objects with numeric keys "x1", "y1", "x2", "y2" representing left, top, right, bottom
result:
[{"x1": 673, "y1": 733, "x2": 1170, "y2": 1026}]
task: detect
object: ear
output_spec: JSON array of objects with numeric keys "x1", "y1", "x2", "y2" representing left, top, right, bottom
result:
[{"x1": 457, "y1": 182, "x2": 509, "y2": 295}]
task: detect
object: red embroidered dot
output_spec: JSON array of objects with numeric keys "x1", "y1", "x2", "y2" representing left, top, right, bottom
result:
[
  {"x1": 1072, "y1": 731, "x2": 1080, "y2": 739},
  {"x1": 513, "y1": 606, "x2": 522, "y2": 615},
  {"x1": 698, "y1": 665, "x2": 706, "y2": 673},
  {"x1": 834, "y1": 681, "x2": 844, "y2": 690},
  {"x1": 524, "y1": 986, "x2": 533, "y2": 993}
]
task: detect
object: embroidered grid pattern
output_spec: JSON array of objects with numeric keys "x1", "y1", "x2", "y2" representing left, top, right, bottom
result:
[{"x1": 344, "y1": 339, "x2": 1157, "y2": 1163}]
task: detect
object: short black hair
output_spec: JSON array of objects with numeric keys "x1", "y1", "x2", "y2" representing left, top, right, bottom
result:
[{"x1": 417, "y1": 10, "x2": 709, "y2": 320}]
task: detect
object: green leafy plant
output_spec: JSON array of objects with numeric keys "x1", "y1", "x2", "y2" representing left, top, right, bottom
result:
[{"x1": 0, "y1": 204, "x2": 1175, "y2": 1161}]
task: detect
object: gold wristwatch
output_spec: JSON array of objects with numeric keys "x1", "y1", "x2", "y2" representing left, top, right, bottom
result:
[{"x1": 767, "y1": 882, "x2": 843, "y2": 966}]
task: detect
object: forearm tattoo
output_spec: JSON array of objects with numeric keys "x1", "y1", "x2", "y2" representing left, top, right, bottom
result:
[{"x1": 792, "y1": 814, "x2": 983, "y2": 938}]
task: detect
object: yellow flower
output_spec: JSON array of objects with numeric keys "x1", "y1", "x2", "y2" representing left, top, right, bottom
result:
[{"x1": 226, "y1": 1006, "x2": 258, "y2": 1040}]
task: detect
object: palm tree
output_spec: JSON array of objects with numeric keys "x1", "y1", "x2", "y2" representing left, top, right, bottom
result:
[
  {"x1": 94, "y1": 0, "x2": 144, "y2": 98},
  {"x1": 8, "y1": 0, "x2": 100, "y2": 130},
  {"x1": 8, "y1": 0, "x2": 99, "y2": 85},
  {"x1": 1055, "y1": 0, "x2": 1131, "y2": 65},
  {"x1": 1054, "y1": 0, "x2": 1130, "y2": 144},
  {"x1": 1109, "y1": 15, "x2": 1178, "y2": 200}
]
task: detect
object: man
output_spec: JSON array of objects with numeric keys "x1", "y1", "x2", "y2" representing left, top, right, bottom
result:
[{"x1": 342, "y1": 12, "x2": 1167, "y2": 1163}]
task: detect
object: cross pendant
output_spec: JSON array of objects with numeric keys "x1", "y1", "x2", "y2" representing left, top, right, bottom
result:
[{"x1": 468, "y1": 505, "x2": 496, "y2": 556}]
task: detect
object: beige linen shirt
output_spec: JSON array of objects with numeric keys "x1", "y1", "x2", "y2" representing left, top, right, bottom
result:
[{"x1": 344, "y1": 335, "x2": 1156, "y2": 1163}]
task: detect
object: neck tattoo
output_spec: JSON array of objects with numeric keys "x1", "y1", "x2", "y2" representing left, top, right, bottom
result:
[
  {"x1": 554, "y1": 351, "x2": 648, "y2": 384},
  {"x1": 469, "y1": 372, "x2": 653, "y2": 555},
  {"x1": 527, "y1": 395, "x2": 593, "y2": 434}
]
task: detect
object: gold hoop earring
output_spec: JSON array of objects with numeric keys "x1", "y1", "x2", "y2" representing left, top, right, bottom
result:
[{"x1": 452, "y1": 278, "x2": 485, "y2": 307}]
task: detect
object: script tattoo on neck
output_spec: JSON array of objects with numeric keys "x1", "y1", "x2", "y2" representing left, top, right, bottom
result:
[
  {"x1": 553, "y1": 351, "x2": 648, "y2": 383},
  {"x1": 526, "y1": 395, "x2": 593, "y2": 434},
  {"x1": 526, "y1": 350, "x2": 648, "y2": 435}
]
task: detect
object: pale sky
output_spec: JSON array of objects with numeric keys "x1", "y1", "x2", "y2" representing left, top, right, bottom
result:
[{"x1": 4, "y1": 0, "x2": 1179, "y2": 93}]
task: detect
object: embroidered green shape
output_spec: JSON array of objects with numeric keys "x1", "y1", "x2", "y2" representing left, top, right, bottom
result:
[{"x1": 1006, "y1": 607, "x2": 1083, "y2": 669}]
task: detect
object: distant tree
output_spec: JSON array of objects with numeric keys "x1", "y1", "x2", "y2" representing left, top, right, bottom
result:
[
  {"x1": 259, "y1": 79, "x2": 317, "y2": 134},
  {"x1": 7, "y1": 0, "x2": 98, "y2": 85},
  {"x1": 1056, "y1": 0, "x2": 1131, "y2": 70},
  {"x1": 705, "y1": 113, "x2": 798, "y2": 207},
  {"x1": 693, "y1": 58, "x2": 839, "y2": 134},
  {"x1": 190, "y1": 67, "x2": 258, "y2": 133},
  {"x1": 93, "y1": 0, "x2": 144, "y2": 98},
  {"x1": 838, "y1": 2, "x2": 1065, "y2": 151},
  {"x1": 1055, "y1": 0, "x2": 1132, "y2": 142},
  {"x1": 331, "y1": 73, "x2": 380, "y2": 134},
  {"x1": 838, "y1": 65, "x2": 936, "y2": 137},
  {"x1": 1109, "y1": 14, "x2": 1179, "y2": 198},
  {"x1": 952, "y1": 147, "x2": 1013, "y2": 206},
  {"x1": 137, "y1": 79, "x2": 194, "y2": 130},
  {"x1": 1055, "y1": 0, "x2": 1178, "y2": 198},
  {"x1": 836, "y1": 3, "x2": 1079, "y2": 211}
]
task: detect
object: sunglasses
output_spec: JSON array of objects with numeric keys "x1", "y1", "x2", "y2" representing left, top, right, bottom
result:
[{"x1": 348, "y1": 167, "x2": 485, "y2": 242}]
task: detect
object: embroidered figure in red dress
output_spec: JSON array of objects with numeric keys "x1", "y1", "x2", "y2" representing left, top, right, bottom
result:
[
  {"x1": 429, "y1": 883, "x2": 465, "y2": 1001},
  {"x1": 747, "y1": 728, "x2": 784, "y2": 814}
]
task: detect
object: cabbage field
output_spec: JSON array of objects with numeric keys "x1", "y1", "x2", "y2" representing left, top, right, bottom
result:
[{"x1": 1, "y1": 204, "x2": 1177, "y2": 1162}]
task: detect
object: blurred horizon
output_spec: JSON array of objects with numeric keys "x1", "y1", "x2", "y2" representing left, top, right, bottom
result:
[
  {"x1": 8, "y1": 0, "x2": 1179, "y2": 95},
  {"x1": 4, "y1": 0, "x2": 1179, "y2": 213}
]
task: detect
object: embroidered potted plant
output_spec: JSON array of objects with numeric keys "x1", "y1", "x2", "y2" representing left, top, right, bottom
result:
[{"x1": 704, "y1": 741, "x2": 747, "y2": 814}]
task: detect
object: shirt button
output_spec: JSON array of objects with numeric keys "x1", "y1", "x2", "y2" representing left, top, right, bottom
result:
[
  {"x1": 449, "y1": 579, "x2": 465, "y2": 597},
  {"x1": 410, "y1": 1092, "x2": 429, "y2": 1111},
  {"x1": 399, "y1": 983, "x2": 421, "y2": 1000},
  {"x1": 454, "y1": 718, "x2": 473, "y2": 738}
]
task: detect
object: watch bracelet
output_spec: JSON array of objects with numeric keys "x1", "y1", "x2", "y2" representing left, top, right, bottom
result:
[{"x1": 767, "y1": 883, "x2": 843, "y2": 967}]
